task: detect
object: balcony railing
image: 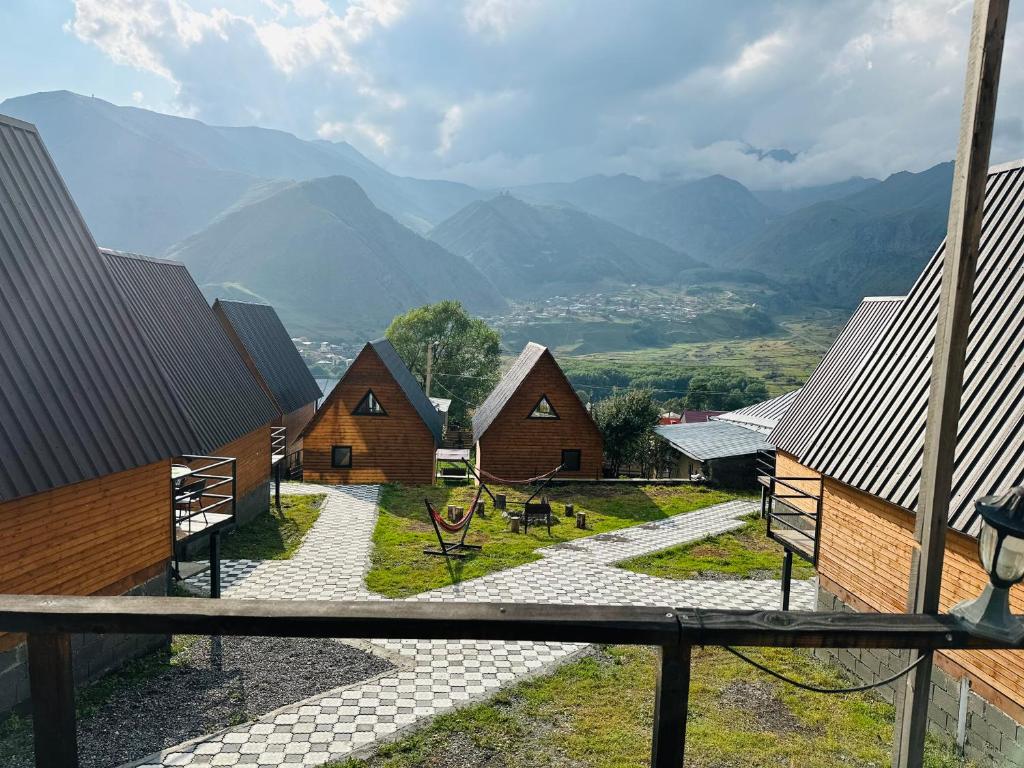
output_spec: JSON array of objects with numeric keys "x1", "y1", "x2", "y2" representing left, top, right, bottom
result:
[
  {"x1": 171, "y1": 454, "x2": 237, "y2": 595},
  {"x1": 2, "y1": 594, "x2": 1020, "y2": 768},
  {"x1": 756, "y1": 450, "x2": 824, "y2": 610},
  {"x1": 271, "y1": 425, "x2": 287, "y2": 465}
]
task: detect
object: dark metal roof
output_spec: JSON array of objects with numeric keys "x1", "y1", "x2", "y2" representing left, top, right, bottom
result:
[
  {"x1": 102, "y1": 249, "x2": 279, "y2": 454},
  {"x1": 655, "y1": 421, "x2": 774, "y2": 462},
  {"x1": 302, "y1": 339, "x2": 442, "y2": 445},
  {"x1": 770, "y1": 297, "x2": 904, "y2": 456},
  {"x1": 472, "y1": 342, "x2": 547, "y2": 443},
  {"x1": 212, "y1": 299, "x2": 322, "y2": 414},
  {"x1": 788, "y1": 160, "x2": 1024, "y2": 537},
  {"x1": 715, "y1": 389, "x2": 802, "y2": 435},
  {"x1": 0, "y1": 114, "x2": 194, "y2": 501}
]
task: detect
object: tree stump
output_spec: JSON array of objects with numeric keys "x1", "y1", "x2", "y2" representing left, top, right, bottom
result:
[
  {"x1": 474, "y1": 500, "x2": 486, "y2": 518},
  {"x1": 495, "y1": 494, "x2": 506, "y2": 511},
  {"x1": 510, "y1": 516, "x2": 520, "y2": 534},
  {"x1": 448, "y1": 505, "x2": 464, "y2": 523},
  {"x1": 575, "y1": 511, "x2": 586, "y2": 529},
  {"x1": 564, "y1": 503, "x2": 575, "y2": 518}
]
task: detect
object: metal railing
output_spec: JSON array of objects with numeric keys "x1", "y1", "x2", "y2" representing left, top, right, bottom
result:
[
  {"x1": 757, "y1": 450, "x2": 823, "y2": 565},
  {"x1": 271, "y1": 426, "x2": 287, "y2": 463},
  {"x1": 172, "y1": 455, "x2": 238, "y2": 533},
  {"x1": 2, "y1": 594, "x2": 1021, "y2": 768}
]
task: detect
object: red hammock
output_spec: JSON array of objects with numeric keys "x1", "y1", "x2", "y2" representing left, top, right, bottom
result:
[
  {"x1": 427, "y1": 498, "x2": 478, "y2": 533},
  {"x1": 423, "y1": 485, "x2": 485, "y2": 558},
  {"x1": 477, "y1": 464, "x2": 563, "y2": 486}
]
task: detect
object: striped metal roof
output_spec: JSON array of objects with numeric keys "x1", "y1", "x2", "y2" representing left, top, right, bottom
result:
[
  {"x1": 472, "y1": 342, "x2": 548, "y2": 443},
  {"x1": 0, "y1": 114, "x2": 194, "y2": 501},
  {"x1": 715, "y1": 388, "x2": 802, "y2": 435},
  {"x1": 793, "y1": 160, "x2": 1024, "y2": 537},
  {"x1": 213, "y1": 299, "x2": 322, "y2": 415},
  {"x1": 102, "y1": 250, "x2": 279, "y2": 454},
  {"x1": 770, "y1": 297, "x2": 904, "y2": 456},
  {"x1": 655, "y1": 421, "x2": 774, "y2": 462}
]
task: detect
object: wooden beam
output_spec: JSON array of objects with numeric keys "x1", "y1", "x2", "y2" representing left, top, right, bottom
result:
[
  {"x1": 894, "y1": 2, "x2": 1010, "y2": 766},
  {"x1": 651, "y1": 644, "x2": 691, "y2": 768},
  {"x1": 28, "y1": 633, "x2": 78, "y2": 768},
  {"x1": 1, "y1": 595, "x2": 1023, "y2": 651}
]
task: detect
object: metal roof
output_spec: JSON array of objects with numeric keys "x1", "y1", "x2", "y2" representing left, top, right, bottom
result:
[
  {"x1": 302, "y1": 339, "x2": 442, "y2": 445},
  {"x1": 791, "y1": 160, "x2": 1024, "y2": 537},
  {"x1": 315, "y1": 378, "x2": 339, "y2": 399},
  {"x1": 102, "y1": 249, "x2": 279, "y2": 454},
  {"x1": 770, "y1": 297, "x2": 904, "y2": 457},
  {"x1": 0, "y1": 114, "x2": 195, "y2": 501},
  {"x1": 212, "y1": 299, "x2": 322, "y2": 414},
  {"x1": 472, "y1": 342, "x2": 549, "y2": 443},
  {"x1": 715, "y1": 389, "x2": 802, "y2": 435},
  {"x1": 655, "y1": 421, "x2": 774, "y2": 462}
]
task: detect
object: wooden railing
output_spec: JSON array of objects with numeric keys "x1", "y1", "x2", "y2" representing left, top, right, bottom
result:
[{"x1": 1, "y1": 594, "x2": 1021, "y2": 768}]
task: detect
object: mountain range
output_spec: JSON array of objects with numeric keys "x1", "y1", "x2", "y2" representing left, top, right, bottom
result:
[{"x1": 0, "y1": 90, "x2": 963, "y2": 339}]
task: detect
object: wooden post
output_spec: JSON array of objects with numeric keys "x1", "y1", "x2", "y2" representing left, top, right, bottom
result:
[
  {"x1": 576, "y1": 511, "x2": 587, "y2": 529},
  {"x1": 650, "y1": 643, "x2": 690, "y2": 768},
  {"x1": 565, "y1": 503, "x2": 575, "y2": 518},
  {"x1": 274, "y1": 462, "x2": 282, "y2": 512},
  {"x1": 495, "y1": 494, "x2": 506, "y2": 511},
  {"x1": 781, "y1": 550, "x2": 793, "y2": 612},
  {"x1": 509, "y1": 516, "x2": 520, "y2": 534},
  {"x1": 893, "y1": 2, "x2": 1009, "y2": 766},
  {"x1": 28, "y1": 633, "x2": 78, "y2": 768}
]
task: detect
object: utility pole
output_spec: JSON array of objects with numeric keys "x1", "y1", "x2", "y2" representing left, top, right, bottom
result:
[
  {"x1": 892, "y1": 2, "x2": 1009, "y2": 766},
  {"x1": 425, "y1": 341, "x2": 434, "y2": 397}
]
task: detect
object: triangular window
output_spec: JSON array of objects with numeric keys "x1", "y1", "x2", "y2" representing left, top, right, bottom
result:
[
  {"x1": 353, "y1": 390, "x2": 387, "y2": 416},
  {"x1": 529, "y1": 395, "x2": 559, "y2": 419}
]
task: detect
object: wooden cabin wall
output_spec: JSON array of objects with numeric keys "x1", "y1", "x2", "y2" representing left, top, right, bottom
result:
[
  {"x1": 800, "y1": 455, "x2": 1024, "y2": 720},
  {"x1": 0, "y1": 459, "x2": 171, "y2": 652},
  {"x1": 283, "y1": 402, "x2": 316, "y2": 452},
  {"x1": 477, "y1": 355, "x2": 603, "y2": 480},
  {"x1": 212, "y1": 423, "x2": 272, "y2": 523},
  {"x1": 303, "y1": 350, "x2": 436, "y2": 485},
  {"x1": 774, "y1": 451, "x2": 821, "y2": 515}
]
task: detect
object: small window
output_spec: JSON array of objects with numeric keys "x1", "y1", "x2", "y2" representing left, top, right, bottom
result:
[
  {"x1": 561, "y1": 449, "x2": 581, "y2": 472},
  {"x1": 529, "y1": 395, "x2": 559, "y2": 419},
  {"x1": 354, "y1": 390, "x2": 386, "y2": 416},
  {"x1": 331, "y1": 446, "x2": 352, "y2": 468}
]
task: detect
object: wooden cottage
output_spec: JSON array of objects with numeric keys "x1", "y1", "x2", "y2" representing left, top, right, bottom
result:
[
  {"x1": 473, "y1": 343, "x2": 603, "y2": 480},
  {"x1": 0, "y1": 115, "x2": 197, "y2": 712},
  {"x1": 655, "y1": 390, "x2": 799, "y2": 486},
  {"x1": 102, "y1": 250, "x2": 280, "y2": 526},
  {"x1": 301, "y1": 339, "x2": 443, "y2": 485},
  {"x1": 213, "y1": 299, "x2": 322, "y2": 454},
  {"x1": 765, "y1": 159, "x2": 1024, "y2": 765}
]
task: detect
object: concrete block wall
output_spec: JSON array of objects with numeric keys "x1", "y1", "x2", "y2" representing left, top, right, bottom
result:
[
  {"x1": 0, "y1": 572, "x2": 169, "y2": 715},
  {"x1": 815, "y1": 587, "x2": 1024, "y2": 767}
]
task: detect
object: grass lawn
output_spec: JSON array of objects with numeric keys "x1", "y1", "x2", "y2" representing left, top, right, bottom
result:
[
  {"x1": 218, "y1": 494, "x2": 326, "y2": 560},
  {"x1": 619, "y1": 514, "x2": 817, "y2": 581},
  {"x1": 367, "y1": 483, "x2": 743, "y2": 598},
  {"x1": 330, "y1": 644, "x2": 963, "y2": 768}
]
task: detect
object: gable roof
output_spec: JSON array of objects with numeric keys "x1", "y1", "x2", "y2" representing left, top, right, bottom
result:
[
  {"x1": 472, "y1": 342, "x2": 596, "y2": 444},
  {"x1": 655, "y1": 421, "x2": 774, "y2": 462},
  {"x1": 715, "y1": 389, "x2": 802, "y2": 435},
  {"x1": 301, "y1": 338, "x2": 443, "y2": 445},
  {"x1": 0, "y1": 114, "x2": 194, "y2": 502},
  {"x1": 212, "y1": 299, "x2": 322, "y2": 414},
  {"x1": 102, "y1": 249, "x2": 279, "y2": 454},
  {"x1": 777, "y1": 159, "x2": 1024, "y2": 537},
  {"x1": 770, "y1": 297, "x2": 904, "y2": 458}
]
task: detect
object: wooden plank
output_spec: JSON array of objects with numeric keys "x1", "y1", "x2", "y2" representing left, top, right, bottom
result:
[
  {"x1": 1, "y1": 596, "x2": 1024, "y2": 651},
  {"x1": 896, "y1": 2, "x2": 1010, "y2": 765},
  {"x1": 651, "y1": 643, "x2": 690, "y2": 768},
  {"x1": 28, "y1": 633, "x2": 78, "y2": 768}
]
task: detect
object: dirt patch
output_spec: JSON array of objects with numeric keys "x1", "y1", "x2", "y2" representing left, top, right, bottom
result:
[{"x1": 718, "y1": 680, "x2": 809, "y2": 735}]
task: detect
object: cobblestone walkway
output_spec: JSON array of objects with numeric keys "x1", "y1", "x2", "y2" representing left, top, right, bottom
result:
[{"x1": 141, "y1": 485, "x2": 815, "y2": 767}]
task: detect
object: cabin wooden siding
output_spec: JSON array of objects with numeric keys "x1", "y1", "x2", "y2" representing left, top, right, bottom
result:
[
  {"x1": 774, "y1": 451, "x2": 821, "y2": 515},
  {"x1": 211, "y1": 423, "x2": 273, "y2": 505},
  {"x1": 283, "y1": 403, "x2": 316, "y2": 452},
  {"x1": 783, "y1": 451, "x2": 1024, "y2": 718},
  {"x1": 476, "y1": 355, "x2": 603, "y2": 480},
  {"x1": 0, "y1": 459, "x2": 171, "y2": 651},
  {"x1": 303, "y1": 349, "x2": 436, "y2": 485}
]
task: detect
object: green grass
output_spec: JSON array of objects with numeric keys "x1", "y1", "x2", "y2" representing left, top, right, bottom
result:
[
  {"x1": 366, "y1": 484, "x2": 742, "y2": 598},
  {"x1": 218, "y1": 494, "x2": 326, "y2": 560},
  {"x1": 329, "y1": 644, "x2": 964, "y2": 768},
  {"x1": 619, "y1": 514, "x2": 817, "y2": 581}
]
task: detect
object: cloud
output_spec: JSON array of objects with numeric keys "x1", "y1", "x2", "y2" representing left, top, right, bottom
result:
[{"x1": 68, "y1": 0, "x2": 1024, "y2": 189}]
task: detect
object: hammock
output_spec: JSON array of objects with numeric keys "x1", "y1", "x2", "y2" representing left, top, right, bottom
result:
[
  {"x1": 476, "y1": 464, "x2": 563, "y2": 486},
  {"x1": 464, "y1": 460, "x2": 563, "y2": 512},
  {"x1": 423, "y1": 485, "x2": 485, "y2": 559}
]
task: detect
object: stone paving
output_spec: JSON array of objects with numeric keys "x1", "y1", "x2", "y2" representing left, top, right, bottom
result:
[{"x1": 139, "y1": 484, "x2": 815, "y2": 767}]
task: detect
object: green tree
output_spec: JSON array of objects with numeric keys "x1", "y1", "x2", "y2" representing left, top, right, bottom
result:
[
  {"x1": 593, "y1": 390, "x2": 661, "y2": 476},
  {"x1": 385, "y1": 300, "x2": 501, "y2": 424}
]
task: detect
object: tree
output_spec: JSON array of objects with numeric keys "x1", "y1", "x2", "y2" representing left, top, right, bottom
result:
[
  {"x1": 593, "y1": 390, "x2": 661, "y2": 477},
  {"x1": 385, "y1": 300, "x2": 502, "y2": 424}
]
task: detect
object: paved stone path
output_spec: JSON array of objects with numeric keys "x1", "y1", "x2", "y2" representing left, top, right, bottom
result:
[{"x1": 138, "y1": 484, "x2": 815, "y2": 767}]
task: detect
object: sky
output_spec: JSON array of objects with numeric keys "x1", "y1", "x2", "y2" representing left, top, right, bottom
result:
[{"x1": 1, "y1": 0, "x2": 1023, "y2": 189}]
